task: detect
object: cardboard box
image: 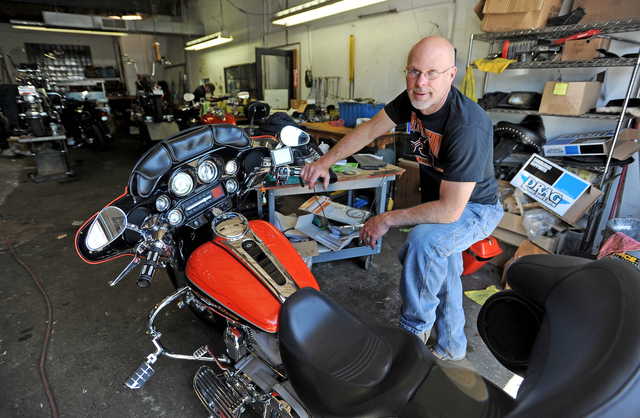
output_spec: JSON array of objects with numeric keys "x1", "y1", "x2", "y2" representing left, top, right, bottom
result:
[
  {"x1": 543, "y1": 129, "x2": 640, "y2": 158},
  {"x1": 510, "y1": 154, "x2": 602, "y2": 225},
  {"x1": 290, "y1": 99, "x2": 307, "y2": 112},
  {"x1": 493, "y1": 212, "x2": 560, "y2": 252},
  {"x1": 501, "y1": 240, "x2": 550, "y2": 287},
  {"x1": 395, "y1": 158, "x2": 421, "y2": 210},
  {"x1": 610, "y1": 129, "x2": 640, "y2": 160},
  {"x1": 561, "y1": 38, "x2": 610, "y2": 61},
  {"x1": 573, "y1": 0, "x2": 640, "y2": 24},
  {"x1": 481, "y1": 0, "x2": 562, "y2": 32},
  {"x1": 538, "y1": 81, "x2": 601, "y2": 115}
]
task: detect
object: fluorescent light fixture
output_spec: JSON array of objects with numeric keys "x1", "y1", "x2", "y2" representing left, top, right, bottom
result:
[
  {"x1": 12, "y1": 25, "x2": 127, "y2": 36},
  {"x1": 185, "y1": 32, "x2": 233, "y2": 51},
  {"x1": 121, "y1": 14, "x2": 143, "y2": 20},
  {"x1": 272, "y1": 0, "x2": 388, "y2": 26}
]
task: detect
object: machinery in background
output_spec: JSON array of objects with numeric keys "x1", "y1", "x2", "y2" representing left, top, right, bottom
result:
[
  {"x1": 129, "y1": 78, "x2": 179, "y2": 145},
  {"x1": 15, "y1": 81, "x2": 64, "y2": 138},
  {"x1": 59, "y1": 96, "x2": 112, "y2": 150}
]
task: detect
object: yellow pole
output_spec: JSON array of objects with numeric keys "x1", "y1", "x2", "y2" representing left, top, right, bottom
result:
[{"x1": 348, "y1": 34, "x2": 355, "y2": 82}]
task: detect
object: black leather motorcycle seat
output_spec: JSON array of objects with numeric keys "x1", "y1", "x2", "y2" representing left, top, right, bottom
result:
[
  {"x1": 505, "y1": 255, "x2": 640, "y2": 417},
  {"x1": 128, "y1": 124, "x2": 250, "y2": 198},
  {"x1": 279, "y1": 287, "x2": 433, "y2": 417}
]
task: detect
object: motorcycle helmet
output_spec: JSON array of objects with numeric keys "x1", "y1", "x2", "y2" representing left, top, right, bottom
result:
[{"x1": 246, "y1": 101, "x2": 270, "y2": 124}]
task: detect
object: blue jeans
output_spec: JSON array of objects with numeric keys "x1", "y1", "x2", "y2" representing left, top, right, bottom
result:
[{"x1": 398, "y1": 201, "x2": 504, "y2": 360}]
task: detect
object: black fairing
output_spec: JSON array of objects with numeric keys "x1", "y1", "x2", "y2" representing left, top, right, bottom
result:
[
  {"x1": 128, "y1": 124, "x2": 250, "y2": 198},
  {"x1": 279, "y1": 287, "x2": 432, "y2": 417},
  {"x1": 75, "y1": 193, "x2": 148, "y2": 262}
]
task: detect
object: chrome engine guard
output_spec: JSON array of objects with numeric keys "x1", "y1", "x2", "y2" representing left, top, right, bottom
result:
[{"x1": 124, "y1": 286, "x2": 230, "y2": 389}]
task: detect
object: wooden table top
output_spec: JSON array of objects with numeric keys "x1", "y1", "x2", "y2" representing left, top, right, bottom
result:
[
  {"x1": 302, "y1": 122, "x2": 354, "y2": 135},
  {"x1": 259, "y1": 163, "x2": 404, "y2": 191}
]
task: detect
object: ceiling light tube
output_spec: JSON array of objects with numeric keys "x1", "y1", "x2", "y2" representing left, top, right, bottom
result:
[
  {"x1": 121, "y1": 14, "x2": 143, "y2": 20},
  {"x1": 272, "y1": 0, "x2": 388, "y2": 27},
  {"x1": 185, "y1": 32, "x2": 233, "y2": 51},
  {"x1": 12, "y1": 25, "x2": 127, "y2": 36}
]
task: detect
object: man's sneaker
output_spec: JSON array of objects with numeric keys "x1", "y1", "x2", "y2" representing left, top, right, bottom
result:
[
  {"x1": 0, "y1": 148, "x2": 17, "y2": 158},
  {"x1": 429, "y1": 346, "x2": 466, "y2": 362},
  {"x1": 417, "y1": 330, "x2": 429, "y2": 344}
]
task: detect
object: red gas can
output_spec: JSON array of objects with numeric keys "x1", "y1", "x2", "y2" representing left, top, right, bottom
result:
[{"x1": 462, "y1": 236, "x2": 503, "y2": 276}]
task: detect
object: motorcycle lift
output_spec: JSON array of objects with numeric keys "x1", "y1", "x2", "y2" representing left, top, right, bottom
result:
[{"x1": 11, "y1": 134, "x2": 76, "y2": 183}]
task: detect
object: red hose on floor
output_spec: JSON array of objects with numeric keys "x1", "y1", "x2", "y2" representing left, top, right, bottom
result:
[{"x1": 7, "y1": 241, "x2": 60, "y2": 418}]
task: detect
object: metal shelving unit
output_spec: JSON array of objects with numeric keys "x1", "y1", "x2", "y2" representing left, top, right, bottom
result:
[
  {"x1": 473, "y1": 19, "x2": 640, "y2": 42},
  {"x1": 486, "y1": 108, "x2": 628, "y2": 120},
  {"x1": 467, "y1": 20, "x2": 640, "y2": 256},
  {"x1": 507, "y1": 57, "x2": 637, "y2": 69}
]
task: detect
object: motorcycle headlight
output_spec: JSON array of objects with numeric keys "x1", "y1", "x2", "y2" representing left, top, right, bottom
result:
[
  {"x1": 169, "y1": 171, "x2": 194, "y2": 197},
  {"x1": 224, "y1": 160, "x2": 239, "y2": 175},
  {"x1": 197, "y1": 160, "x2": 218, "y2": 183},
  {"x1": 167, "y1": 208, "x2": 184, "y2": 226},
  {"x1": 155, "y1": 195, "x2": 171, "y2": 212},
  {"x1": 224, "y1": 179, "x2": 239, "y2": 194}
]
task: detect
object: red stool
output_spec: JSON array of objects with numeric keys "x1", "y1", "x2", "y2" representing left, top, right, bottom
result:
[{"x1": 462, "y1": 236, "x2": 502, "y2": 275}]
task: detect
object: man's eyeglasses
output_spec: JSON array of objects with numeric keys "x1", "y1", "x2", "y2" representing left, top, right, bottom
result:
[{"x1": 404, "y1": 66, "x2": 454, "y2": 81}]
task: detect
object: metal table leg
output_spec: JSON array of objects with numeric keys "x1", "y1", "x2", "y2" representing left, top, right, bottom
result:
[
  {"x1": 267, "y1": 190, "x2": 276, "y2": 224},
  {"x1": 256, "y1": 190, "x2": 264, "y2": 219}
]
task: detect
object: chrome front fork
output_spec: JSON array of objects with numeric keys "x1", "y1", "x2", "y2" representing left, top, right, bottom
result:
[{"x1": 125, "y1": 286, "x2": 230, "y2": 390}]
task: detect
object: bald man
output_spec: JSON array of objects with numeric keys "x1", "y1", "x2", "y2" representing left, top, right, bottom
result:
[{"x1": 301, "y1": 36, "x2": 502, "y2": 361}]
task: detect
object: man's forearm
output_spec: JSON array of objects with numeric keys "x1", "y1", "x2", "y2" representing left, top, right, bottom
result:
[{"x1": 385, "y1": 200, "x2": 461, "y2": 227}]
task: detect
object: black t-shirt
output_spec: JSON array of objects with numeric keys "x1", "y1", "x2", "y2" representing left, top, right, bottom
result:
[{"x1": 384, "y1": 87, "x2": 498, "y2": 205}]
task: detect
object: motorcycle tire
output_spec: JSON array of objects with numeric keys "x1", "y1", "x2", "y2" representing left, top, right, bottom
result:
[{"x1": 88, "y1": 124, "x2": 108, "y2": 151}]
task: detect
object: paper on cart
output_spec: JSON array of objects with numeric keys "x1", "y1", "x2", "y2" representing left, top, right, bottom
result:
[
  {"x1": 298, "y1": 196, "x2": 370, "y2": 225},
  {"x1": 295, "y1": 214, "x2": 360, "y2": 251},
  {"x1": 273, "y1": 211, "x2": 308, "y2": 241}
]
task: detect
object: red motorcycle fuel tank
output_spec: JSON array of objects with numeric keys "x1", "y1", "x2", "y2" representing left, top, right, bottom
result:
[{"x1": 186, "y1": 220, "x2": 319, "y2": 333}]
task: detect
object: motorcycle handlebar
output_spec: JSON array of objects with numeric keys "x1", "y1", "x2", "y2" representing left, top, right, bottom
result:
[{"x1": 137, "y1": 250, "x2": 160, "y2": 288}]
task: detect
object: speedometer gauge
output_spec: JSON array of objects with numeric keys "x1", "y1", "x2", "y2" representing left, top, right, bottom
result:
[
  {"x1": 197, "y1": 160, "x2": 218, "y2": 183},
  {"x1": 167, "y1": 208, "x2": 184, "y2": 226},
  {"x1": 224, "y1": 179, "x2": 239, "y2": 194},
  {"x1": 224, "y1": 160, "x2": 239, "y2": 175},
  {"x1": 169, "y1": 172, "x2": 194, "y2": 197},
  {"x1": 155, "y1": 195, "x2": 170, "y2": 212}
]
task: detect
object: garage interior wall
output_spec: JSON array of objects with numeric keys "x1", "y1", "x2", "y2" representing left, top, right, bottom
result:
[
  {"x1": 185, "y1": 0, "x2": 485, "y2": 104},
  {"x1": 118, "y1": 34, "x2": 187, "y2": 97},
  {"x1": 184, "y1": 0, "x2": 639, "y2": 220},
  {"x1": 0, "y1": 22, "x2": 118, "y2": 67}
]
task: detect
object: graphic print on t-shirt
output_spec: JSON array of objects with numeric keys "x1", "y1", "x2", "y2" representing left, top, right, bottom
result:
[{"x1": 409, "y1": 112, "x2": 443, "y2": 172}]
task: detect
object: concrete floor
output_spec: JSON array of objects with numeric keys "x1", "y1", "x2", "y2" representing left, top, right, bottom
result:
[{"x1": 0, "y1": 136, "x2": 514, "y2": 417}]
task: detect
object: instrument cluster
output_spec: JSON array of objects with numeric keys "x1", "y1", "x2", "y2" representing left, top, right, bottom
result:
[{"x1": 153, "y1": 153, "x2": 244, "y2": 229}]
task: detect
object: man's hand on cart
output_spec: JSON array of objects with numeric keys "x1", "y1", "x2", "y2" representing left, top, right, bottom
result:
[
  {"x1": 300, "y1": 159, "x2": 332, "y2": 189},
  {"x1": 360, "y1": 213, "x2": 391, "y2": 249}
]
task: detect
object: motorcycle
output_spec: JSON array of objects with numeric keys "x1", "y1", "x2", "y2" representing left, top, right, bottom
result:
[
  {"x1": 75, "y1": 123, "x2": 640, "y2": 417},
  {"x1": 60, "y1": 97, "x2": 112, "y2": 150},
  {"x1": 176, "y1": 92, "x2": 251, "y2": 131}
]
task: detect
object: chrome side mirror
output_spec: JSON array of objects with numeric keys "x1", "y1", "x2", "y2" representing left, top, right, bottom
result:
[
  {"x1": 279, "y1": 125, "x2": 310, "y2": 147},
  {"x1": 85, "y1": 206, "x2": 127, "y2": 251}
]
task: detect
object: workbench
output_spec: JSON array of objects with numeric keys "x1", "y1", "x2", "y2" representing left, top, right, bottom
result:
[
  {"x1": 10, "y1": 134, "x2": 75, "y2": 182},
  {"x1": 258, "y1": 164, "x2": 404, "y2": 267}
]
